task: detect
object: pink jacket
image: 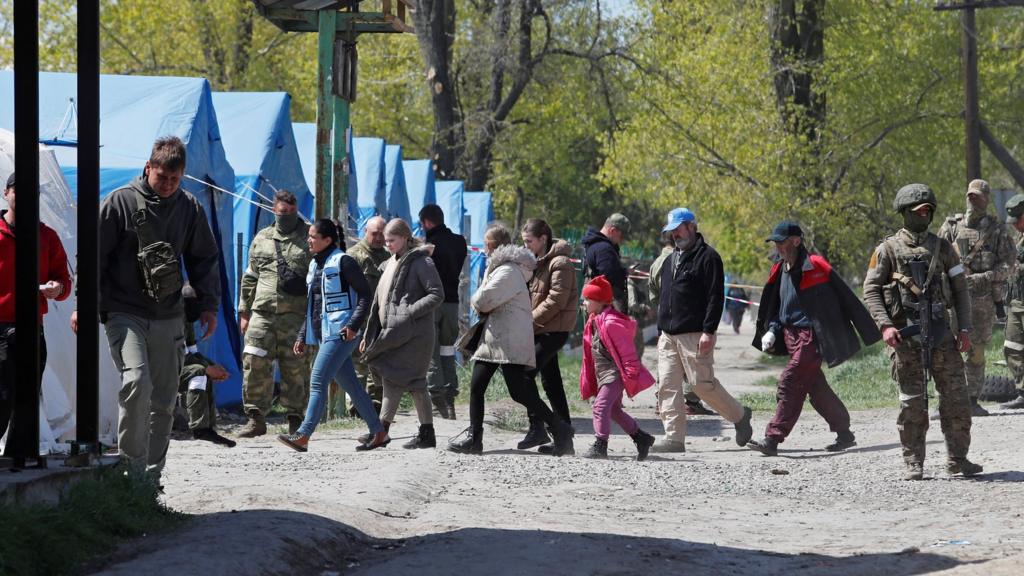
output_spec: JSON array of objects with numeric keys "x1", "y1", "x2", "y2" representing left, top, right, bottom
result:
[{"x1": 580, "y1": 307, "x2": 655, "y2": 400}]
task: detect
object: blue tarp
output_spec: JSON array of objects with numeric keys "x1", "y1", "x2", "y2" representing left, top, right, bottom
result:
[
  {"x1": 462, "y1": 192, "x2": 494, "y2": 324},
  {"x1": 434, "y1": 180, "x2": 465, "y2": 235},
  {"x1": 0, "y1": 71, "x2": 243, "y2": 406},
  {"x1": 384, "y1": 144, "x2": 411, "y2": 223},
  {"x1": 292, "y1": 122, "x2": 317, "y2": 217},
  {"x1": 403, "y1": 159, "x2": 435, "y2": 237},
  {"x1": 349, "y1": 137, "x2": 387, "y2": 235},
  {"x1": 212, "y1": 92, "x2": 313, "y2": 303}
]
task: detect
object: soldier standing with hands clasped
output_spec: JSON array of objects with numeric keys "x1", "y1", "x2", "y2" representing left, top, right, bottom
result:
[{"x1": 862, "y1": 183, "x2": 982, "y2": 481}]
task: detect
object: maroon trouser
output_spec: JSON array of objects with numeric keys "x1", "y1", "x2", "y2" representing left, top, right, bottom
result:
[{"x1": 765, "y1": 326, "x2": 851, "y2": 442}]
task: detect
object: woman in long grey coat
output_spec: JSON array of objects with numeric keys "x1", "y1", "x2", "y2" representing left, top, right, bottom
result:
[
  {"x1": 361, "y1": 218, "x2": 444, "y2": 449},
  {"x1": 448, "y1": 224, "x2": 575, "y2": 456}
]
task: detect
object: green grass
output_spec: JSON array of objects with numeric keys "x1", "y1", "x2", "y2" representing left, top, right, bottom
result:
[
  {"x1": 740, "y1": 326, "x2": 1014, "y2": 412},
  {"x1": 0, "y1": 468, "x2": 186, "y2": 576}
]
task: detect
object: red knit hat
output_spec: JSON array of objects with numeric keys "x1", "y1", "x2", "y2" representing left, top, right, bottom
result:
[{"x1": 582, "y1": 275, "x2": 613, "y2": 304}]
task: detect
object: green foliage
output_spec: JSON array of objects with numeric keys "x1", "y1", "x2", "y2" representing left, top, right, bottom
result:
[
  {"x1": 602, "y1": 0, "x2": 1024, "y2": 277},
  {"x1": 0, "y1": 468, "x2": 185, "y2": 576}
]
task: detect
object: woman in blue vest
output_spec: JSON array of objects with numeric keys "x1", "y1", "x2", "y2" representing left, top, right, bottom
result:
[{"x1": 278, "y1": 219, "x2": 389, "y2": 452}]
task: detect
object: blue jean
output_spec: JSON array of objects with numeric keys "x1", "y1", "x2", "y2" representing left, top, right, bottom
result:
[{"x1": 299, "y1": 336, "x2": 383, "y2": 437}]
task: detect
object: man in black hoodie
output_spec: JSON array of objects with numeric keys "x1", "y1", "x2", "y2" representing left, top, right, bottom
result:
[
  {"x1": 581, "y1": 213, "x2": 630, "y2": 312},
  {"x1": 420, "y1": 204, "x2": 467, "y2": 419},
  {"x1": 652, "y1": 208, "x2": 753, "y2": 453},
  {"x1": 99, "y1": 136, "x2": 221, "y2": 480}
]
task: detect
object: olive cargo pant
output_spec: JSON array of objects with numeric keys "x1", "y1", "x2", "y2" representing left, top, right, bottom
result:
[
  {"x1": 242, "y1": 311, "x2": 308, "y2": 417},
  {"x1": 105, "y1": 312, "x2": 184, "y2": 477}
]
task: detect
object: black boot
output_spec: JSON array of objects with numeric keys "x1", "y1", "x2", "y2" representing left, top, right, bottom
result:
[
  {"x1": 970, "y1": 397, "x2": 990, "y2": 417},
  {"x1": 630, "y1": 429, "x2": 656, "y2": 461},
  {"x1": 448, "y1": 427, "x2": 483, "y2": 455},
  {"x1": 582, "y1": 438, "x2": 608, "y2": 459},
  {"x1": 550, "y1": 419, "x2": 575, "y2": 457},
  {"x1": 193, "y1": 428, "x2": 237, "y2": 448},
  {"x1": 403, "y1": 423, "x2": 436, "y2": 449},
  {"x1": 517, "y1": 416, "x2": 551, "y2": 450},
  {"x1": 1001, "y1": 393, "x2": 1024, "y2": 410},
  {"x1": 431, "y1": 395, "x2": 450, "y2": 419},
  {"x1": 747, "y1": 437, "x2": 779, "y2": 456},
  {"x1": 825, "y1": 430, "x2": 856, "y2": 452}
]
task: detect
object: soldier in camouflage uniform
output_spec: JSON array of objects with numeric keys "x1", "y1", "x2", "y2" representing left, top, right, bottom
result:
[
  {"x1": 937, "y1": 179, "x2": 1015, "y2": 417},
  {"x1": 237, "y1": 191, "x2": 312, "y2": 437},
  {"x1": 179, "y1": 286, "x2": 235, "y2": 447},
  {"x1": 346, "y1": 216, "x2": 389, "y2": 412},
  {"x1": 1000, "y1": 194, "x2": 1024, "y2": 410},
  {"x1": 863, "y1": 183, "x2": 982, "y2": 481}
]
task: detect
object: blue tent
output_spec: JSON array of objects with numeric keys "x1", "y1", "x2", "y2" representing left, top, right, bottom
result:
[
  {"x1": 349, "y1": 137, "x2": 387, "y2": 235},
  {"x1": 403, "y1": 159, "x2": 435, "y2": 236},
  {"x1": 384, "y1": 144, "x2": 411, "y2": 223},
  {"x1": 292, "y1": 122, "x2": 317, "y2": 216},
  {"x1": 463, "y1": 192, "x2": 494, "y2": 324},
  {"x1": 212, "y1": 92, "x2": 313, "y2": 299},
  {"x1": 434, "y1": 180, "x2": 465, "y2": 235},
  {"x1": 0, "y1": 71, "x2": 243, "y2": 406}
]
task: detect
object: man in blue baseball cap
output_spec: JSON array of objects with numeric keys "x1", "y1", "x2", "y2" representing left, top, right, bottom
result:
[{"x1": 651, "y1": 207, "x2": 754, "y2": 453}]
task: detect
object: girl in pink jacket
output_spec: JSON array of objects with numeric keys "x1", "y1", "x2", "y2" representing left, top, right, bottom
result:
[{"x1": 580, "y1": 276, "x2": 656, "y2": 460}]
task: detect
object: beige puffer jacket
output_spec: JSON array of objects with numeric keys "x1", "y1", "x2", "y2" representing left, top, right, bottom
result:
[{"x1": 471, "y1": 244, "x2": 537, "y2": 367}]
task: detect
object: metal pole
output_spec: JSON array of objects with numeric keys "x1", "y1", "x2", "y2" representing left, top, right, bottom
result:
[
  {"x1": 962, "y1": 7, "x2": 981, "y2": 181},
  {"x1": 8, "y1": 0, "x2": 42, "y2": 465},
  {"x1": 315, "y1": 9, "x2": 337, "y2": 219},
  {"x1": 76, "y1": 0, "x2": 101, "y2": 449}
]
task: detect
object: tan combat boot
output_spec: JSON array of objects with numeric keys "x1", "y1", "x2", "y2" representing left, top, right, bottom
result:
[
  {"x1": 237, "y1": 410, "x2": 267, "y2": 438},
  {"x1": 903, "y1": 462, "x2": 924, "y2": 481}
]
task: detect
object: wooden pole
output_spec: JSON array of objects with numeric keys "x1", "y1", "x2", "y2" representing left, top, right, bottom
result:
[
  {"x1": 315, "y1": 9, "x2": 337, "y2": 219},
  {"x1": 961, "y1": 7, "x2": 982, "y2": 181}
]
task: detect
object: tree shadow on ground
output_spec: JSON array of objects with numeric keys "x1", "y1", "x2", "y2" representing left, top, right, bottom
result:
[{"x1": 85, "y1": 509, "x2": 972, "y2": 576}]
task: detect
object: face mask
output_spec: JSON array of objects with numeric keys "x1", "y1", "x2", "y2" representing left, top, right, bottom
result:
[
  {"x1": 276, "y1": 212, "x2": 299, "y2": 233},
  {"x1": 903, "y1": 211, "x2": 932, "y2": 234}
]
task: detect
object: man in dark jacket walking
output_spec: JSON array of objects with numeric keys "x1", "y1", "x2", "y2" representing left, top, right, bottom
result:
[
  {"x1": 653, "y1": 208, "x2": 753, "y2": 453},
  {"x1": 749, "y1": 221, "x2": 881, "y2": 456},
  {"x1": 420, "y1": 204, "x2": 467, "y2": 419},
  {"x1": 582, "y1": 213, "x2": 630, "y2": 312},
  {"x1": 100, "y1": 136, "x2": 221, "y2": 480}
]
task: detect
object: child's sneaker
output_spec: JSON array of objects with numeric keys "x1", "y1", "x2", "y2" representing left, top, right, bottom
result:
[
  {"x1": 582, "y1": 438, "x2": 608, "y2": 459},
  {"x1": 630, "y1": 429, "x2": 656, "y2": 461}
]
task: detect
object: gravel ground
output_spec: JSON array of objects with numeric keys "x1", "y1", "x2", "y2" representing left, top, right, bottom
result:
[{"x1": 89, "y1": 329, "x2": 1024, "y2": 576}]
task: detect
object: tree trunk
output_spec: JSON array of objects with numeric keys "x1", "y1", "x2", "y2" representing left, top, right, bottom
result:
[
  {"x1": 412, "y1": 0, "x2": 462, "y2": 180},
  {"x1": 768, "y1": 0, "x2": 825, "y2": 145}
]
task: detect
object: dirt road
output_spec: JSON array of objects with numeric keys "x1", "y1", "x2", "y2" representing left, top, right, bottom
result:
[{"x1": 91, "y1": 329, "x2": 1024, "y2": 575}]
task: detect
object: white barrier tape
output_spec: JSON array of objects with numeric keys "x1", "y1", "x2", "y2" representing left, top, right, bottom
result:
[{"x1": 439, "y1": 345, "x2": 456, "y2": 356}]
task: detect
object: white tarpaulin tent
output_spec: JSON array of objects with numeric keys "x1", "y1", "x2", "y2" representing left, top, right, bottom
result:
[{"x1": 0, "y1": 128, "x2": 119, "y2": 453}]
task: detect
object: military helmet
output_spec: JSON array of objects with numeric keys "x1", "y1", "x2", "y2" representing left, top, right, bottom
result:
[
  {"x1": 893, "y1": 183, "x2": 937, "y2": 213},
  {"x1": 1006, "y1": 194, "x2": 1024, "y2": 221}
]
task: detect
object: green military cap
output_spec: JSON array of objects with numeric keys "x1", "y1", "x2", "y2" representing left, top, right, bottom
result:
[
  {"x1": 1006, "y1": 194, "x2": 1024, "y2": 221},
  {"x1": 893, "y1": 183, "x2": 937, "y2": 213},
  {"x1": 604, "y1": 213, "x2": 631, "y2": 235},
  {"x1": 967, "y1": 179, "x2": 990, "y2": 196}
]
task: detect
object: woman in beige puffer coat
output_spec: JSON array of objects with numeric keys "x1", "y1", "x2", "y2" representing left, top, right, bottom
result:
[{"x1": 448, "y1": 224, "x2": 575, "y2": 456}]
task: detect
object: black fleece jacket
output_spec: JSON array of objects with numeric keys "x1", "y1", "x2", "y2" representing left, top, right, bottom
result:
[
  {"x1": 425, "y1": 224, "x2": 466, "y2": 304},
  {"x1": 657, "y1": 234, "x2": 724, "y2": 335}
]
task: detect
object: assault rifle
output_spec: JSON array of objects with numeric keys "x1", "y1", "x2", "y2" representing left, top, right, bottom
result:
[{"x1": 898, "y1": 257, "x2": 946, "y2": 384}]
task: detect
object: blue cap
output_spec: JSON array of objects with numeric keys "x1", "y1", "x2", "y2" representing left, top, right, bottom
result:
[{"x1": 661, "y1": 208, "x2": 695, "y2": 232}]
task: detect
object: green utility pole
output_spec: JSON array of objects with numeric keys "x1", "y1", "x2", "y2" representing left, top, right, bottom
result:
[{"x1": 315, "y1": 9, "x2": 336, "y2": 220}]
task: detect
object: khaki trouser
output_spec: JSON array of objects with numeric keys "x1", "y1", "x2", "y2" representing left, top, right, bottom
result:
[
  {"x1": 105, "y1": 312, "x2": 184, "y2": 478},
  {"x1": 657, "y1": 332, "x2": 744, "y2": 442}
]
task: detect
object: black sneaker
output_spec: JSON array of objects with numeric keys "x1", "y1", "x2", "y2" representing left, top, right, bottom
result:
[
  {"x1": 747, "y1": 437, "x2": 778, "y2": 456},
  {"x1": 582, "y1": 438, "x2": 608, "y2": 459},
  {"x1": 734, "y1": 407, "x2": 753, "y2": 447},
  {"x1": 517, "y1": 419, "x2": 551, "y2": 450},
  {"x1": 825, "y1": 431, "x2": 856, "y2": 452},
  {"x1": 630, "y1": 429, "x2": 656, "y2": 461},
  {"x1": 1001, "y1": 393, "x2": 1024, "y2": 410},
  {"x1": 193, "y1": 428, "x2": 237, "y2": 448}
]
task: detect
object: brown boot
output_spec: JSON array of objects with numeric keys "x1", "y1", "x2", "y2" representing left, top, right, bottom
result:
[{"x1": 237, "y1": 410, "x2": 267, "y2": 438}]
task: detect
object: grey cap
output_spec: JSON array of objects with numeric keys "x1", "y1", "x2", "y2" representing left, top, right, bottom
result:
[
  {"x1": 967, "y1": 179, "x2": 990, "y2": 196},
  {"x1": 604, "y1": 213, "x2": 631, "y2": 235},
  {"x1": 1006, "y1": 194, "x2": 1024, "y2": 221}
]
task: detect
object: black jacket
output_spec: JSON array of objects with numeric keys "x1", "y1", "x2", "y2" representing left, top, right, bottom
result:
[
  {"x1": 425, "y1": 224, "x2": 467, "y2": 303},
  {"x1": 657, "y1": 234, "x2": 724, "y2": 335},
  {"x1": 752, "y1": 248, "x2": 882, "y2": 368},
  {"x1": 581, "y1": 228, "x2": 627, "y2": 309}
]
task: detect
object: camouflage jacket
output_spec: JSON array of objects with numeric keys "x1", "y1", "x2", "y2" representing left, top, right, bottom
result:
[
  {"x1": 862, "y1": 228, "x2": 972, "y2": 332},
  {"x1": 238, "y1": 222, "x2": 311, "y2": 316},
  {"x1": 938, "y1": 211, "x2": 1014, "y2": 299},
  {"x1": 346, "y1": 239, "x2": 390, "y2": 294},
  {"x1": 1010, "y1": 228, "x2": 1024, "y2": 305}
]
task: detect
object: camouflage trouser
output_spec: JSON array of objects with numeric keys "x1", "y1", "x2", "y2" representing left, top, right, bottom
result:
[
  {"x1": 242, "y1": 311, "x2": 308, "y2": 417},
  {"x1": 889, "y1": 335, "x2": 972, "y2": 466},
  {"x1": 1003, "y1": 302, "x2": 1024, "y2": 394},
  {"x1": 353, "y1": 348, "x2": 383, "y2": 405},
  {"x1": 963, "y1": 296, "x2": 995, "y2": 398},
  {"x1": 426, "y1": 302, "x2": 460, "y2": 400},
  {"x1": 179, "y1": 364, "x2": 215, "y2": 431}
]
